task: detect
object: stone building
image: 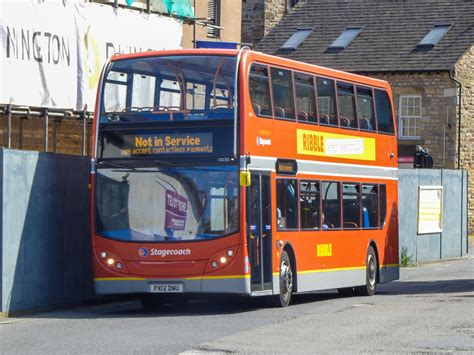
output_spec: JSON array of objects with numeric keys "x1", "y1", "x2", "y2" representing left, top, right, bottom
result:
[
  {"x1": 246, "y1": 0, "x2": 474, "y2": 231},
  {"x1": 242, "y1": 0, "x2": 299, "y2": 46}
]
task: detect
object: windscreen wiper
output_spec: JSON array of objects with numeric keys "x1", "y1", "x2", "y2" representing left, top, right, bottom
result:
[{"x1": 97, "y1": 161, "x2": 138, "y2": 171}]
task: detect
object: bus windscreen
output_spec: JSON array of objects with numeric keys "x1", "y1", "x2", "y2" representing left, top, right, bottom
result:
[
  {"x1": 100, "y1": 55, "x2": 237, "y2": 123},
  {"x1": 95, "y1": 165, "x2": 239, "y2": 242}
]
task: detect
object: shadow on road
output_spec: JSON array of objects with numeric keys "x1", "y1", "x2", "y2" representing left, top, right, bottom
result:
[
  {"x1": 378, "y1": 278, "x2": 474, "y2": 295},
  {"x1": 16, "y1": 278, "x2": 473, "y2": 320}
]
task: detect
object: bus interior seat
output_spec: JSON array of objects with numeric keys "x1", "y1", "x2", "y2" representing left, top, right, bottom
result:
[
  {"x1": 341, "y1": 117, "x2": 351, "y2": 127},
  {"x1": 252, "y1": 103, "x2": 261, "y2": 115},
  {"x1": 319, "y1": 114, "x2": 330, "y2": 125},
  {"x1": 274, "y1": 107, "x2": 286, "y2": 118},
  {"x1": 360, "y1": 118, "x2": 373, "y2": 131},
  {"x1": 343, "y1": 221, "x2": 359, "y2": 228},
  {"x1": 298, "y1": 111, "x2": 309, "y2": 121}
]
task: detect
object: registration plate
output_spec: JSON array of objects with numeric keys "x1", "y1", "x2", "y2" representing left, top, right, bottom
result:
[{"x1": 150, "y1": 283, "x2": 183, "y2": 293}]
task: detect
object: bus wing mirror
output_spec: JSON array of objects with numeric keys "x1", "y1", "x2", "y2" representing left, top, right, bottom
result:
[{"x1": 240, "y1": 171, "x2": 251, "y2": 187}]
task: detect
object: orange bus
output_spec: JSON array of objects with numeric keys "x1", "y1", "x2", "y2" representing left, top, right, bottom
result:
[{"x1": 91, "y1": 48, "x2": 399, "y2": 308}]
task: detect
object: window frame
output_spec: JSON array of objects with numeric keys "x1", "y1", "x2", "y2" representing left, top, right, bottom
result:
[
  {"x1": 270, "y1": 67, "x2": 297, "y2": 121},
  {"x1": 276, "y1": 178, "x2": 300, "y2": 231},
  {"x1": 356, "y1": 85, "x2": 377, "y2": 132},
  {"x1": 398, "y1": 95, "x2": 422, "y2": 140},
  {"x1": 247, "y1": 63, "x2": 396, "y2": 137},
  {"x1": 342, "y1": 182, "x2": 362, "y2": 230},
  {"x1": 336, "y1": 81, "x2": 358, "y2": 130},
  {"x1": 299, "y1": 180, "x2": 322, "y2": 230}
]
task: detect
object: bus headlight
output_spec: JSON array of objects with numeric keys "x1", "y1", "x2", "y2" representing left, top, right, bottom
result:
[
  {"x1": 95, "y1": 249, "x2": 128, "y2": 274},
  {"x1": 205, "y1": 246, "x2": 238, "y2": 272}
]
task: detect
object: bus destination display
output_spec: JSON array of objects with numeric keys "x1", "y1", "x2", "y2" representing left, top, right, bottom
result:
[{"x1": 120, "y1": 133, "x2": 213, "y2": 156}]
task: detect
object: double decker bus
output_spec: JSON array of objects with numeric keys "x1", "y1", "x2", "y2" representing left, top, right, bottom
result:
[{"x1": 91, "y1": 48, "x2": 399, "y2": 308}]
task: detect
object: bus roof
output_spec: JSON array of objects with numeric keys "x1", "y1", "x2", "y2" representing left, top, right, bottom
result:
[{"x1": 111, "y1": 49, "x2": 390, "y2": 89}]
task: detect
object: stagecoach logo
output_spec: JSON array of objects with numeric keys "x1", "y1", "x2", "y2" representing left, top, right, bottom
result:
[
  {"x1": 256, "y1": 136, "x2": 272, "y2": 146},
  {"x1": 138, "y1": 247, "x2": 149, "y2": 257}
]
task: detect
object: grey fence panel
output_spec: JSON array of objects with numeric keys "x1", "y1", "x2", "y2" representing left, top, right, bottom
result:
[
  {"x1": 398, "y1": 170, "x2": 418, "y2": 261},
  {"x1": 441, "y1": 170, "x2": 463, "y2": 258},
  {"x1": 1, "y1": 149, "x2": 93, "y2": 313},
  {"x1": 398, "y1": 169, "x2": 467, "y2": 264},
  {"x1": 462, "y1": 171, "x2": 468, "y2": 256},
  {"x1": 415, "y1": 170, "x2": 442, "y2": 262}
]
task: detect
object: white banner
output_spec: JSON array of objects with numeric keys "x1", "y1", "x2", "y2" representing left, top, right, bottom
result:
[{"x1": 0, "y1": 1, "x2": 183, "y2": 110}]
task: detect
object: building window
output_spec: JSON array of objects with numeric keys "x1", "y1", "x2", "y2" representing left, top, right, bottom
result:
[
  {"x1": 328, "y1": 27, "x2": 363, "y2": 50},
  {"x1": 207, "y1": 0, "x2": 221, "y2": 37},
  {"x1": 399, "y1": 95, "x2": 421, "y2": 138},
  {"x1": 279, "y1": 28, "x2": 314, "y2": 51},
  {"x1": 418, "y1": 23, "x2": 453, "y2": 48}
]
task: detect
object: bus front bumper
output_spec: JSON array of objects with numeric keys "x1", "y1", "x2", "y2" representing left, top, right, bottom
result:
[{"x1": 94, "y1": 275, "x2": 251, "y2": 296}]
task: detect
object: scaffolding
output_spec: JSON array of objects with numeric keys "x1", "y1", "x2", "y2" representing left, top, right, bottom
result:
[{"x1": 0, "y1": 105, "x2": 94, "y2": 156}]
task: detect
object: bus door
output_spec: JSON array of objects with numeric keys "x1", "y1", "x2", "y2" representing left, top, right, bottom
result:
[{"x1": 246, "y1": 173, "x2": 273, "y2": 292}]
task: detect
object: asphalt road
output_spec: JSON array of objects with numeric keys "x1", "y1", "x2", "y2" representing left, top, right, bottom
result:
[{"x1": 1, "y1": 257, "x2": 473, "y2": 354}]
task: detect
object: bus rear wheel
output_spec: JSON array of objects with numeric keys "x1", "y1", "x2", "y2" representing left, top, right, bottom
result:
[
  {"x1": 356, "y1": 245, "x2": 377, "y2": 296},
  {"x1": 268, "y1": 250, "x2": 293, "y2": 307}
]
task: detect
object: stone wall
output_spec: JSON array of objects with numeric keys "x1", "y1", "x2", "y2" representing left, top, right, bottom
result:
[
  {"x1": 242, "y1": 0, "x2": 287, "y2": 47},
  {"x1": 455, "y1": 44, "x2": 474, "y2": 234},
  {"x1": 241, "y1": 0, "x2": 265, "y2": 46},
  {"x1": 371, "y1": 72, "x2": 458, "y2": 169}
]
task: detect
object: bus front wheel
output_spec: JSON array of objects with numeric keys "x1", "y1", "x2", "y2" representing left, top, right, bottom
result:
[
  {"x1": 356, "y1": 245, "x2": 377, "y2": 296},
  {"x1": 268, "y1": 250, "x2": 293, "y2": 307}
]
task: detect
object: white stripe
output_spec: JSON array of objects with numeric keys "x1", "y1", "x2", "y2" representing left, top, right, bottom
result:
[{"x1": 241, "y1": 155, "x2": 398, "y2": 180}]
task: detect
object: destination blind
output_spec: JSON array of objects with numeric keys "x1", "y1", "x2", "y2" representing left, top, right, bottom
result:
[
  {"x1": 98, "y1": 125, "x2": 236, "y2": 160},
  {"x1": 120, "y1": 133, "x2": 214, "y2": 156}
]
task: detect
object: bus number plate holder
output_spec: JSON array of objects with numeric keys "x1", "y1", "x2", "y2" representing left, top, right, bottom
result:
[{"x1": 150, "y1": 283, "x2": 183, "y2": 293}]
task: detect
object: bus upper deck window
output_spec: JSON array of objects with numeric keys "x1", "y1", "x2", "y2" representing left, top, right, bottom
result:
[
  {"x1": 375, "y1": 90, "x2": 395, "y2": 134},
  {"x1": 294, "y1": 73, "x2": 317, "y2": 124},
  {"x1": 316, "y1": 77, "x2": 338, "y2": 126},
  {"x1": 270, "y1": 68, "x2": 296, "y2": 120},
  {"x1": 337, "y1": 83, "x2": 358, "y2": 129},
  {"x1": 249, "y1": 65, "x2": 272, "y2": 118},
  {"x1": 356, "y1": 87, "x2": 376, "y2": 131}
]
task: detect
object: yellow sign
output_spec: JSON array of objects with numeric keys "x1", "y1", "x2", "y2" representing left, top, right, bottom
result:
[
  {"x1": 296, "y1": 129, "x2": 376, "y2": 161},
  {"x1": 417, "y1": 186, "x2": 443, "y2": 234},
  {"x1": 317, "y1": 243, "x2": 333, "y2": 257}
]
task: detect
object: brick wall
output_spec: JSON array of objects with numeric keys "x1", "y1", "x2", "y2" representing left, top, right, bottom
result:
[
  {"x1": 0, "y1": 114, "x2": 92, "y2": 156},
  {"x1": 455, "y1": 45, "x2": 474, "y2": 234}
]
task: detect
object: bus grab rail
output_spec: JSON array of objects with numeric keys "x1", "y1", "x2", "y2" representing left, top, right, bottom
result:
[{"x1": 233, "y1": 46, "x2": 250, "y2": 158}]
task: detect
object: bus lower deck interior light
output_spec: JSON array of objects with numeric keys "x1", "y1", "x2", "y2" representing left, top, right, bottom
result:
[
  {"x1": 211, "y1": 261, "x2": 218, "y2": 268},
  {"x1": 220, "y1": 257, "x2": 227, "y2": 264}
]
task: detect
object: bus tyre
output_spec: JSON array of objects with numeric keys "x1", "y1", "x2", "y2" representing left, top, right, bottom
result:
[
  {"x1": 356, "y1": 245, "x2": 377, "y2": 296},
  {"x1": 140, "y1": 294, "x2": 163, "y2": 311},
  {"x1": 269, "y1": 250, "x2": 293, "y2": 307}
]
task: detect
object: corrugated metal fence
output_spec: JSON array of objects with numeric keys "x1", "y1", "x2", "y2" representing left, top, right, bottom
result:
[{"x1": 398, "y1": 169, "x2": 468, "y2": 263}]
